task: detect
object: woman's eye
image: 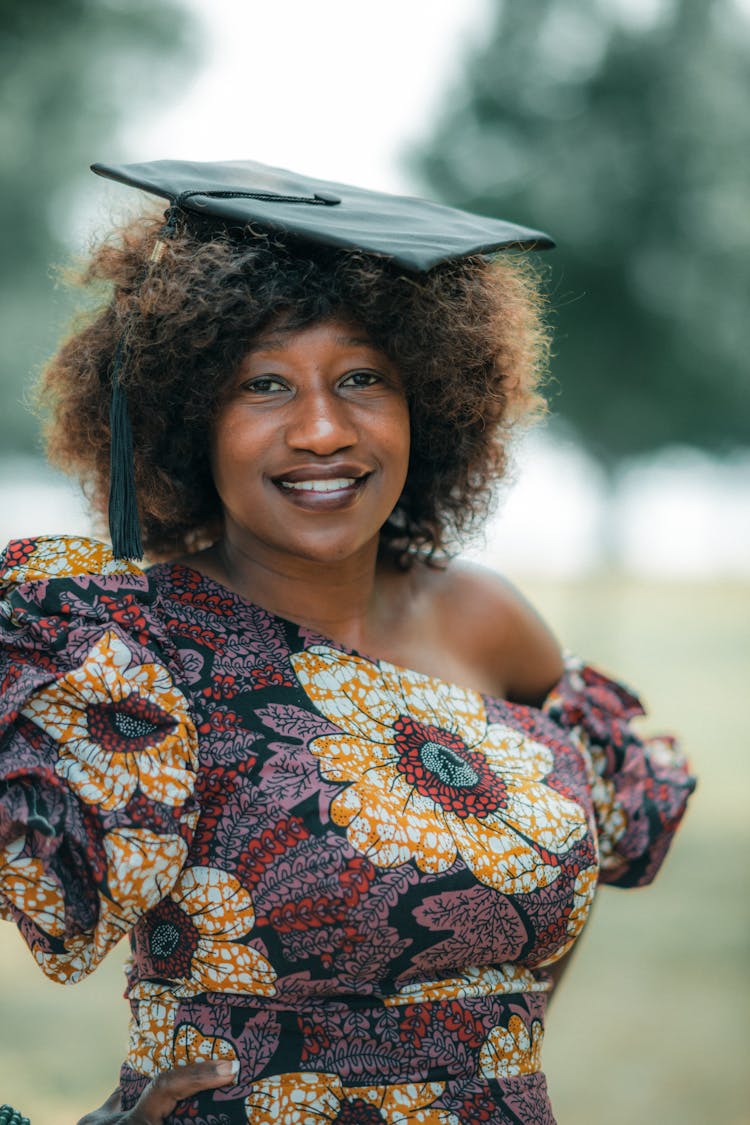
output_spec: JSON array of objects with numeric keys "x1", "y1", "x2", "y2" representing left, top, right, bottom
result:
[
  {"x1": 342, "y1": 370, "x2": 381, "y2": 388},
  {"x1": 243, "y1": 375, "x2": 287, "y2": 394}
]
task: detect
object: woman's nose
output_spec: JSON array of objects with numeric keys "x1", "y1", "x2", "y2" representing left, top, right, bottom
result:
[{"x1": 285, "y1": 390, "x2": 358, "y2": 454}]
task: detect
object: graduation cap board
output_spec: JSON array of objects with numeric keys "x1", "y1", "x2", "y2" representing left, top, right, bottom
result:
[
  {"x1": 90, "y1": 158, "x2": 555, "y2": 559},
  {"x1": 91, "y1": 158, "x2": 555, "y2": 273}
]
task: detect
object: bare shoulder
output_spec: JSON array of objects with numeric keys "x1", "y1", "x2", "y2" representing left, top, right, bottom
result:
[{"x1": 412, "y1": 558, "x2": 564, "y2": 705}]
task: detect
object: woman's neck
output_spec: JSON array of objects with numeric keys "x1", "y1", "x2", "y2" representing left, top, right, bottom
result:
[{"x1": 194, "y1": 534, "x2": 397, "y2": 653}]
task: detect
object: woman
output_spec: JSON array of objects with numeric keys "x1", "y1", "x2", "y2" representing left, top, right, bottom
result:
[{"x1": 0, "y1": 160, "x2": 694, "y2": 1125}]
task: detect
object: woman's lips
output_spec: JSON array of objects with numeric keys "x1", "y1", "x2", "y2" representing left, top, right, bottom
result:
[
  {"x1": 278, "y1": 476, "x2": 357, "y2": 493},
  {"x1": 272, "y1": 473, "x2": 370, "y2": 509}
]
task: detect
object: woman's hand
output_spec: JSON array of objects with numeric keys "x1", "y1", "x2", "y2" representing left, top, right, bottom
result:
[{"x1": 75, "y1": 1060, "x2": 237, "y2": 1125}]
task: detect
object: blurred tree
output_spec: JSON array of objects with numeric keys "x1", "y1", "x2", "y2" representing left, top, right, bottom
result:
[
  {"x1": 0, "y1": 0, "x2": 197, "y2": 454},
  {"x1": 413, "y1": 0, "x2": 750, "y2": 464}
]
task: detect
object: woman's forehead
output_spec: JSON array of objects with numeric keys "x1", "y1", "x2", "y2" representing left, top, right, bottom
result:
[{"x1": 246, "y1": 316, "x2": 380, "y2": 355}]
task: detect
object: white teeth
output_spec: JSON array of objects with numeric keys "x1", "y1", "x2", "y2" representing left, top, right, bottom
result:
[{"x1": 279, "y1": 477, "x2": 357, "y2": 493}]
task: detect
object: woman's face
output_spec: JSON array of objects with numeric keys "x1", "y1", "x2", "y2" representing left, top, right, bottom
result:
[{"x1": 211, "y1": 317, "x2": 410, "y2": 567}]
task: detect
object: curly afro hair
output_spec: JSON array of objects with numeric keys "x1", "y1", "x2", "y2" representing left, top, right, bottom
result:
[{"x1": 38, "y1": 210, "x2": 551, "y2": 562}]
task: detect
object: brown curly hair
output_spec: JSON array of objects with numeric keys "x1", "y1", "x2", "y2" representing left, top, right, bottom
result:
[{"x1": 38, "y1": 210, "x2": 551, "y2": 562}]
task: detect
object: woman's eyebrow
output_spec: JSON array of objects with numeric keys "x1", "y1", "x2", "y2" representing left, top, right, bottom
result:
[
  {"x1": 335, "y1": 335, "x2": 381, "y2": 351},
  {"x1": 246, "y1": 335, "x2": 291, "y2": 353}
]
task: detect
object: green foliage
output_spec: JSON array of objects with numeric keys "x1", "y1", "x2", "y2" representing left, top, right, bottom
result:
[
  {"x1": 413, "y1": 0, "x2": 750, "y2": 463},
  {"x1": 0, "y1": 0, "x2": 197, "y2": 454}
]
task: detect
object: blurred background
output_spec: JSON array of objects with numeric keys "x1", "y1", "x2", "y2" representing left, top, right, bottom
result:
[{"x1": 0, "y1": 1, "x2": 747, "y2": 1122}]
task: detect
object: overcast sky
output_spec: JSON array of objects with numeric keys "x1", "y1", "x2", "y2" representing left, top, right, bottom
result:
[{"x1": 119, "y1": 0, "x2": 490, "y2": 193}]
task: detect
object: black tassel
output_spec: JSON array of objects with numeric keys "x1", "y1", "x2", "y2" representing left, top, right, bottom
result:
[
  {"x1": 108, "y1": 335, "x2": 143, "y2": 560},
  {"x1": 106, "y1": 200, "x2": 185, "y2": 559}
]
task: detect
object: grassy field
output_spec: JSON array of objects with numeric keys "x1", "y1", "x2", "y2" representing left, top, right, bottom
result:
[{"x1": 0, "y1": 576, "x2": 747, "y2": 1124}]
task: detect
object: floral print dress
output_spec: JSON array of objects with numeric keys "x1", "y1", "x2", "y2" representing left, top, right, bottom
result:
[{"x1": 0, "y1": 537, "x2": 695, "y2": 1125}]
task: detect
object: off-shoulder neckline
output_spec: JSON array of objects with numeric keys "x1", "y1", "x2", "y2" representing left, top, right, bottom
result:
[
  {"x1": 146, "y1": 559, "x2": 573, "y2": 715},
  {"x1": 0, "y1": 535, "x2": 579, "y2": 713}
]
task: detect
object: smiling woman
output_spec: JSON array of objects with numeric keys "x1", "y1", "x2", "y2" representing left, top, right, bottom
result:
[
  {"x1": 0, "y1": 158, "x2": 694, "y2": 1125},
  {"x1": 208, "y1": 320, "x2": 411, "y2": 568}
]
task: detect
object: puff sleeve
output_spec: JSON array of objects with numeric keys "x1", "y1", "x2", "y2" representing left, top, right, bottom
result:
[
  {"x1": 0, "y1": 536, "x2": 199, "y2": 982},
  {"x1": 542, "y1": 654, "x2": 695, "y2": 888}
]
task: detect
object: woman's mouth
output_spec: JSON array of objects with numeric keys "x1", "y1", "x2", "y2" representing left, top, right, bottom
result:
[
  {"x1": 278, "y1": 477, "x2": 359, "y2": 493},
  {"x1": 272, "y1": 472, "x2": 370, "y2": 509}
]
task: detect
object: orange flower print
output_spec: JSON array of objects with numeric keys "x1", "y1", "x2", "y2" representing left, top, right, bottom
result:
[
  {"x1": 31, "y1": 827, "x2": 189, "y2": 984},
  {"x1": 137, "y1": 865, "x2": 276, "y2": 998},
  {"x1": 126, "y1": 983, "x2": 180, "y2": 1075},
  {"x1": 173, "y1": 1022, "x2": 238, "y2": 1068},
  {"x1": 559, "y1": 863, "x2": 597, "y2": 959},
  {"x1": 1, "y1": 535, "x2": 142, "y2": 584},
  {"x1": 292, "y1": 647, "x2": 588, "y2": 894},
  {"x1": 126, "y1": 983, "x2": 238, "y2": 1078},
  {"x1": 21, "y1": 630, "x2": 198, "y2": 811},
  {"x1": 383, "y1": 964, "x2": 549, "y2": 1006},
  {"x1": 245, "y1": 1072, "x2": 454, "y2": 1124},
  {"x1": 479, "y1": 1015, "x2": 544, "y2": 1079},
  {"x1": 0, "y1": 836, "x2": 66, "y2": 937}
]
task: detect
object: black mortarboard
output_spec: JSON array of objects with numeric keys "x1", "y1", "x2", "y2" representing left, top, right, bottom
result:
[
  {"x1": 90, "y1": 158, "x2": 555, "y2": 558},
  {"x1": 91, "y1": 158, "x2": 554, "y2": 272}
]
